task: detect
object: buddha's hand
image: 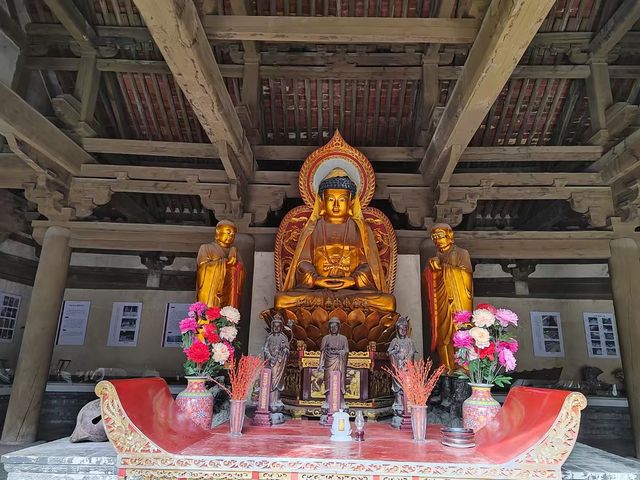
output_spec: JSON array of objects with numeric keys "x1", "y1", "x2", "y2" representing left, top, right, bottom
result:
[
  {"x1": 428, "y1": 257, "x2": 441, "y2": 271},
  {"x1": 315, "y1": 277, "x2": 356, "y2": 290}
]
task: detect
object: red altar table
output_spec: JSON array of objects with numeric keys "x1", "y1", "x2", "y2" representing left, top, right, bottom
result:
[{"x1": 97, "y1": 378, "x2": 586, "y2": 479}]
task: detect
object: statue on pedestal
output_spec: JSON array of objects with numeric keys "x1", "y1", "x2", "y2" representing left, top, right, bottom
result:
[
  {"x1": 423, "y1": 223, "x2": 473, "y2": 372},
  {"x1": 388, "y1": 316, "x2": 417, "y2": 425},
  {"x1": 261, "y1": 131, "x2": 400, "y2": 417},
  {"x1": 319, "y1": 317, "x2": 349, "y2": 421},
  {"x1": 274, "y1": 168, "x2": 395, "y2": 313},
  {"x1": 262, "y1": 313, "x2": 290, "y2": 421},
  {"x1": 196, "y1": 220, "x2": 245, "y2": 308}
]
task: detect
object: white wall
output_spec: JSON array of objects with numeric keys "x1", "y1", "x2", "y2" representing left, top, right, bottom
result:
[
  {"x1": 475, "y1": 296, "x2": 621, "y2": 384},
  {"x1": 52, "y1": 289, "x2": 198, "y2": 377}
]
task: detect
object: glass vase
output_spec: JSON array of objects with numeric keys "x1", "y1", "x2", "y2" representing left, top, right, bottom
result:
[
  {"x1": 175, "y1": 376, "x2": 213, "y2": 429},
  {"x1": 462, "y1": 383, "x2": 501, "y2": 432},
  {"x1": 410, "y1": 404, "x2": 427, "y2": 442},
  {"x1": 229, "y1": 399, "x2": 247, "y2": 436}
]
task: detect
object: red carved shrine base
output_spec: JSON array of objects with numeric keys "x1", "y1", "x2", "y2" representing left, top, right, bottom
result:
[{"x1": 281, "y1": 349, "x2": 394, "y2": 420}]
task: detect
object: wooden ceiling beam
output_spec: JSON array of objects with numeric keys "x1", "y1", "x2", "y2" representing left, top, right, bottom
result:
[
  {"x1": 132, "y1": 0, "x2": 255, "y2": 188},
  {"x1": 589, "y1": 128, "x2": 640, "y2": 185},
  {"x1": 25, "y1": 21, "x2": 640, "y2": 49},
  {"x1": 0, "y1": 5, "x2": 26, "y2": 49},
  {"x1": 42, "y1": 0, "x2": 97, "y2": 52},
  {"x1": 30, "y1": 219, "x2": 619, "y2": 258},
  {"x1": 201, "y1": 15, "x2": 480, "y2": 44},
  {"x1": 0, "y1": 83, "x2": 94, "y2": 176},
  {"x1": 27, "y1": 56, "x2": 640, "y2": 81},
  {"x1": 80, "y1": 138, "x2": 602, "y2": 163},
  {"x1": 420, "y1": 0, "x2": 556, "y2": 186},
  {"x1": 589, "y1": 0, "x2": 640, "y2": 61}
]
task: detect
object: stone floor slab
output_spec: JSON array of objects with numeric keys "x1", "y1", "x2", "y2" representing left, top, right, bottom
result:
[{"x1": 1, "y1": 438, "x2": 638, "y2": 480}]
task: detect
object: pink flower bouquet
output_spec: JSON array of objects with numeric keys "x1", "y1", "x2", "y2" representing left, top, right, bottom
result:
[
  {"x1": 452, "y1": 304, "x2": 519, "y2": 387},
  {"x1": 180, "y1": 302, "x2": 241, "y2": 377}
]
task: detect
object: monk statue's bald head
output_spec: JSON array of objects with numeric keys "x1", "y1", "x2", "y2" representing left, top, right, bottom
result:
[{"x1": 431, "y1": 223, "x2": 454, "y2": 253}]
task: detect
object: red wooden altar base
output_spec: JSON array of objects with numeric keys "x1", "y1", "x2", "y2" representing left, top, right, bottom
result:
[{"x1": 96, "y1": 378, "x2": 587, "y2": 480}]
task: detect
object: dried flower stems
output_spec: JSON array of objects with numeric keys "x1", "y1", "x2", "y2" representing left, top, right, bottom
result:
[
  {"x1": 383, "y1": 358, "x2": 447, "y2": 406},
  {"x1": 211, "y1": 355, "x2": 264, "y2": 401}
]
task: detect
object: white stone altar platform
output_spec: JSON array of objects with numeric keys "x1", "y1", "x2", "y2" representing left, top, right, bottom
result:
[{"x1": 1, "y1": 438, "x2": 639, "y2": 480}]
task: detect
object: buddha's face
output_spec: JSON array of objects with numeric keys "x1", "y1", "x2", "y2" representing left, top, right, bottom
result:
[
  {"x1": 329, "y1": 321, "x2": 340, "y2": 334},
  {"x1": 431, "y1": 228, "x2": 454, "y2": 252},
  {"x1": 215, "y1": 224, "x2": 236, "y2": 248},
  {"x1": 322, "y1": 189, "x2": 352, "y2": 223}
]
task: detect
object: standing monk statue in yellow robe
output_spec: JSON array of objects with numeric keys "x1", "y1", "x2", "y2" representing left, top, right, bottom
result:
[
  {"x1": 196, "y1": 220, "x2": 245, "y2": 308},
  {"x1": 424, "y1": 223, "x2": 473, "y2": 372}
]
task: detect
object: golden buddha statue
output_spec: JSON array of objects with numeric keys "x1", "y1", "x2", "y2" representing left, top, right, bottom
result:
[
  {"x1": 274, "y1": 168, "x2": 395, "y2": 313},
  {"x1": 423, "y1": 223, "x2": 473, "y2": 372},
  {"x1": 196, "y1": 220, "x2": 245, "y2": 308}
]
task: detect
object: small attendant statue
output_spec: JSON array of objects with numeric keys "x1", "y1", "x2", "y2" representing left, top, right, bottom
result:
[
  {"x1": 423, "y1": 223, "x2": 473, "y2": 372},
  {"x1": 388, "y1": 316, "x2": 417, "y2": 427},
  {"x1": 319, "y1": 317, "x2": 349, "y2": 422},
  {"x1": 196, "y1": 220, "x2": 245, "y2": 308},
  {"x1": 262, "y1": 313, "x2": 290, "y2": 421}
]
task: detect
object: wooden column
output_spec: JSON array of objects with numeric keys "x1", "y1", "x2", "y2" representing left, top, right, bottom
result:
[
  {"x1": 608, "y1": 237, "x2": 640, "y2": 457},
  {"x1": 1, "y1": 226, "x2": 72, "y2": 444}
]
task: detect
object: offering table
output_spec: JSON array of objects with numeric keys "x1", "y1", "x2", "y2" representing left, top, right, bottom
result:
[{"x1": 97, "y1": 377, "x2": 586, "y2": 480}]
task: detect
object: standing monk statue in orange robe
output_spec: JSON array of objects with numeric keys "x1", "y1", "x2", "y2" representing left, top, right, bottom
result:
[
  {"x1": 196, "y1": 220, "x2": 245, "y2": 308},
  {"x1": 424, "y1": 223, "x2": 473, "y2": 372}
]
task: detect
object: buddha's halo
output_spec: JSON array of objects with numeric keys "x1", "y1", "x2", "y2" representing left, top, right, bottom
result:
[{"x1": 312, "y1": 156, "x2": 362, "y2": 196}]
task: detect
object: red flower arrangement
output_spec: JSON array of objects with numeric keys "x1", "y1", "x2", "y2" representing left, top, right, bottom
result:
[
  {"x1": 452, "y1": 303, "x2": 519, "y2": 387},
  {"x1": 179, "y1": 302, "x2": 241, "y2": 377}
]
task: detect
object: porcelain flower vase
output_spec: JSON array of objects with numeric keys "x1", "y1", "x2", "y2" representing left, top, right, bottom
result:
[
  {"x1": 176, "y1": 376, "x2": 213, "y2": 429},
  {"x1": 462, "y1": 383, "x2": 501, "y2": 431}
]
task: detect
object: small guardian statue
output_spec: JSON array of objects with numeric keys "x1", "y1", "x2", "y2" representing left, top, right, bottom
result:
[
  {"x1": 318, "y1": 317, "x2": 349, "y2": 423},
  {"x1": 262, "y1": 313, "x2": 290, "y2": 423},
  {"x1": 196, "y1": 220, "x2": 245, "y2": 308},
  {"x1": 388, "y1": 316, "x2": 417, "y2": 427}
]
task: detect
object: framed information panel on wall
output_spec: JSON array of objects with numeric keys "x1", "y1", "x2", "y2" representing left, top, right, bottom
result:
[
  {"x1": 107, "y1": 302, "x2": 143, "y2": 347},
  {"x1": 583, "y1": 312, "x2": 619, "y2": 358},
  {"x1": 530, "y1": 311, "x2": 565, "y2": 357},
  {"x1": 163, "y1": 303, "x2": 190, "y2": 347},
  {"x1": 0, "y1": 292, "x2": 21, "y2": 343},
  {"x1": 56, "y1": 301, "x2": 90, "y2": 345}
]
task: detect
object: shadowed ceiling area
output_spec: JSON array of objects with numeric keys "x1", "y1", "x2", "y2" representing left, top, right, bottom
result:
[{"x1": 1, "y1": 0, "x2": 639, "y2": 234}]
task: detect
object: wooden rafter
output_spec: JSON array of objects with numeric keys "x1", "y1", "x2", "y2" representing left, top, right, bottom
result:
[
  {"x1": 44, "y1": 0, "x2": 101, "y2": 128},
  {"x1": 589, "y1": 0, "x2": 640, "y2": 61},
  {"x1": 132, "y1": 0, "x2": 255, "y2": 191},
  {"x1": 420, "y1": 0, "x2": 556, "y2": 185},
  {"x1": 0, "y1": 83, "x2": 94, "y2": 176},
  {"x1": 42, "y1": 0, "x2": 97, "y2": 51},
  {"x1": 0, "y1": 5, "x2": 26, "y2": 49}
]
